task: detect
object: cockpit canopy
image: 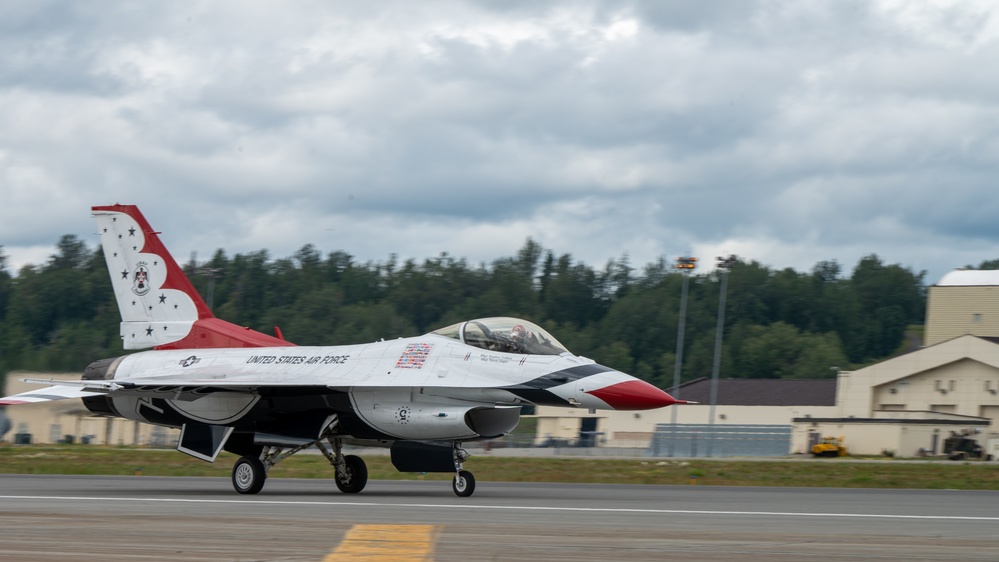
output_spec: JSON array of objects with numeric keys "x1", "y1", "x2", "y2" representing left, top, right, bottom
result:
[{"x1": 430, "y1": 317, "x2": 569, "y2": 356}]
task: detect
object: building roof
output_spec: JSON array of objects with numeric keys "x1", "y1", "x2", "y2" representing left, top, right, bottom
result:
[
  {"x1": 675, "y1": 378, "x2": 837, "y2": 406},
  {"x1": 936, "y1": 269, "x2": 999, "y2": 286}
]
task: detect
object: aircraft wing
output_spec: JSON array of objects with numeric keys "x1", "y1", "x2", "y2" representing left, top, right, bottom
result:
[{"x1": 0, "y1": 374, "x2": 512, "y2": 405}]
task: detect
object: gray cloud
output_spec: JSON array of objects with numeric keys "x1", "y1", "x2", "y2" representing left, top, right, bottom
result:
[{"x1": 2, "y1": 1, "x2": 998, "y2": 283}]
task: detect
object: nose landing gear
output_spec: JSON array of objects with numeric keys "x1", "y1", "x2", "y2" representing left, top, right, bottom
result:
[
  {"x1": 453, "y1": 470, "x2": 475, "y2": 497},
  {"x1": 452, "y1": 443, "x2": 475, "y2": 497}
]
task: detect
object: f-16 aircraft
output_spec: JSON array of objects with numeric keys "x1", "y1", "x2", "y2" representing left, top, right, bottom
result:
[{"x1": 1, "y1": 205, "x2": 685, "y2": 496}]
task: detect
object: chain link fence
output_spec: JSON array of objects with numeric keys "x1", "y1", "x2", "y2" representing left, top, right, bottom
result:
[{"x1": 650, "y1": 424, "x2": 792, "y2": 457}]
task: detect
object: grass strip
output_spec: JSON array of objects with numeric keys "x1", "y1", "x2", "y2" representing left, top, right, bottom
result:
[{"x1": 1, "y1": 445, "x2": 997, "y2": 490}]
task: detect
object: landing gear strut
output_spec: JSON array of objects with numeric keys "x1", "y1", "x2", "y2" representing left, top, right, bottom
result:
[
  {"x1": 452, "y1": 443, "x2": 475, "y2": 497},
  {"x1": 227, "y1": 416, "x2": 371, "y2": 495},
  {"x1": 317, "y1": 437, "x2": 368, "y2": 494}
]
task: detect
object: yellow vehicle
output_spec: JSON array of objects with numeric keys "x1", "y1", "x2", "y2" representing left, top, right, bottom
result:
[{"x1": 811, "y1": 436, "x2": 847, "y2": 457}]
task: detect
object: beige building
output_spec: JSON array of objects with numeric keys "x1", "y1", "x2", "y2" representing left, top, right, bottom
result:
[
  {"x1": 925, "y1": 270, "x2": 999, "y2": 346},
  {"x1": 793, "y1": 411, "x2": 994, "y2": 459},
  {"x1": 835, "y1": 335, "x2": 999, "y2": 421},
  {"x1": 808, "y1": 270, "x2": 999, "y2": 458},
  {"x1": 1, "y1": 373, "x2": 179, "y2": 446},
  {"x1": 796, "y1": 333, "x2": 999, "y2": 458}
]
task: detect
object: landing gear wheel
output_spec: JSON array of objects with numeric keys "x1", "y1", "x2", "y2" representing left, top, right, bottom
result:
[
  {"x1": 453, "y1": 470, "x2": 475, "y2": 497},
  {"x1": 232, "y1": 456, "x2": 266, "y2": 494},
  {"x1": 335, "y1": 455, "x2": 368, "y2": 494}
]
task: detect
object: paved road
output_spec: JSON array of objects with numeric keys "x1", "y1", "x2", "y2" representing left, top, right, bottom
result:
[{"x1": 1, "y1": 474, "x2": 997, "y2": 561}]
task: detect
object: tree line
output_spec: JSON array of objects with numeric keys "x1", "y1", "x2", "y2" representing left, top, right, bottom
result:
[{"x1": 0, "y1": 236, "x2": 935, "y2": 391}]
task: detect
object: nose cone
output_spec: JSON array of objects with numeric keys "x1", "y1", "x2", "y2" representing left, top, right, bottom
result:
[{"x1": 585, "y1": 379, "x2": 681, "y2": 410}]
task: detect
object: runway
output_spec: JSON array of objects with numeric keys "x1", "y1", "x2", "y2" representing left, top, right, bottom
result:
[{"x1": 1, "y1": 474, "x2": 997, "y2": 561}]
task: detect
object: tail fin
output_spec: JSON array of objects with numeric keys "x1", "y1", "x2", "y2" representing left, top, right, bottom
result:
[{"x1": 92, "y1": 204, "x2": 291, "y2": 350}]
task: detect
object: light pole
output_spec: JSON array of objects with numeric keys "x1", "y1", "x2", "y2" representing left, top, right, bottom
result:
[
  {"x1": 706, "y1": 255, "x2": 737, "y2": 457},
  {"x1": 668, "y1": 256, "x2": 697, "y2": 457},
  {"x1": 199, "y1": 267, "x2": 222, "y2": 311}
]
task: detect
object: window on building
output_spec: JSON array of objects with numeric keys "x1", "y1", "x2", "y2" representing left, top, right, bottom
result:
[{"x1": 49, "y1": 424, "x2": 62, "y2": 443}]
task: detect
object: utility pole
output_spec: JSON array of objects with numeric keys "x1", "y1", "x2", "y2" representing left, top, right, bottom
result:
[
  {"x1": 706, "y1": 255, "x2": 737, "y2": 457},
  {"x1": 668, "y1": 256, "x2": 696, "y2": 457}
]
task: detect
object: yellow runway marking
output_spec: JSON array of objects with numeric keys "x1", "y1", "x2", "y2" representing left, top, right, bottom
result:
[{"x1": 324, "y1": 524, "x2": 442, "y2": 561}]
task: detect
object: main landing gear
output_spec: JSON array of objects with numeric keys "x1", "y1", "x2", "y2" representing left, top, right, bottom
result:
[
  {"x1": 229, "y1": 436, "x2": 475, "y2": 497},
  {"x1": 317, "y1": 438, "x2": 368, "y2": 494},
  {"x1": 232, "y1": 455, "x2": 266, "y2": 494},
  {"x1": 230, "y1": 435, "x2": 369, "y2": 496}
]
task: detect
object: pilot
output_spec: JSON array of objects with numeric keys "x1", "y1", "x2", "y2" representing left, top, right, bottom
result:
[{"x1": 510, "y1": 324, "x2": 530, "y2": 352}]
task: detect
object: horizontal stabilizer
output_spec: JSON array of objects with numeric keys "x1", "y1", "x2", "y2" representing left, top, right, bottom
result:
[{"x1": 0, "y1": 385, "x2": 104, "y2": 405}]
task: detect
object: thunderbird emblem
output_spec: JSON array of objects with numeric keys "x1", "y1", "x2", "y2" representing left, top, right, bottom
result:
[{"x1": 132, "y1": 262, "x2": 151, "y2": 296}]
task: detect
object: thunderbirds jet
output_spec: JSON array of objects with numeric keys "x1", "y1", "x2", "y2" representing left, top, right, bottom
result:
[{"x1": 1, "y1": 205, "x2": 685, "y2": 496}]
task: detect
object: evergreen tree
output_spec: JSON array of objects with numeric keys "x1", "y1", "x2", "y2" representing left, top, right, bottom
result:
[{"x1": 0, "y1": 232, "x2": 931, "y2": 386}]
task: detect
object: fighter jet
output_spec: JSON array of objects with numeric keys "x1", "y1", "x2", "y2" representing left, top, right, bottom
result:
[{"x1": 1, "y1": 205, "x2": 684, "y2": 496}]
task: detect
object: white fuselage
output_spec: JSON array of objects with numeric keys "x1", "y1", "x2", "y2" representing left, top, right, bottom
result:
[{"x1": 96, "y1": 334, "x2": 635, "y2": 441}]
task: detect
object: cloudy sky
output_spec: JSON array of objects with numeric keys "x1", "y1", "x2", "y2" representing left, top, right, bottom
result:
[{"x1": 2, "y1": 1, "x2": 998, "y2": 283}]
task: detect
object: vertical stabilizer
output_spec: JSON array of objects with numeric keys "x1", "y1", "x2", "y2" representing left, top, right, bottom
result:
[{"x1": 92, "y1": 204, "x2": 290, "y2": 350}]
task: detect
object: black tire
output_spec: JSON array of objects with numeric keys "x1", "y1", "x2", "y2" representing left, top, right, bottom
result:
[
  {"x1": 335, "y1": 455, "x2": 368, "y2": 494},
  {"x1": 453, "y1": 470, "x2": 475, "y2": 497},
  {"x1": 232, "y1": 456, "x2": 266, "y2": 494}
]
